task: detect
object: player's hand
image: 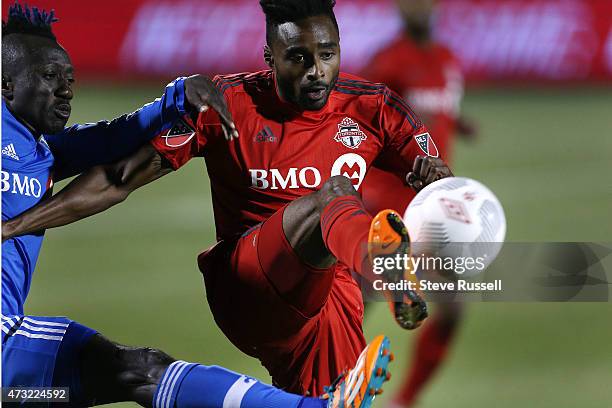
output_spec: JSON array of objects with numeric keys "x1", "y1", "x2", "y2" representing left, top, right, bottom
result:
[
  {"x1": 406, "y1": 155, "x2": 453, "y2": 193},
  {"x1": 183, "y1": 74, "x2": 239, "y2": 140}
]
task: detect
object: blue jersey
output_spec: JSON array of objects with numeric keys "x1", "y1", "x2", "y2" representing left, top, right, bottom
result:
[{"x1": 1, "y1": 77, "x2": 187, "y2": 316}]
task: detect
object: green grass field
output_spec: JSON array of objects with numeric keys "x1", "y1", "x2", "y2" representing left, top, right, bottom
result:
[{"x1": 25, "y1": 84, "x2": 612, "y2": 407}]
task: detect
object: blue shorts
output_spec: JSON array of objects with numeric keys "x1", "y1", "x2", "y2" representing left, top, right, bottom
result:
[{"x1": 2, "y1": 315, "x2": 97, "y2": 406}]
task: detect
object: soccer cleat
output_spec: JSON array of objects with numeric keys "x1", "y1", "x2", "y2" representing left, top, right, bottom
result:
[
  {"x1": 368, "y1": 210, "x2": 428, "y2": 330},
  {"x1": 322, "y1": 335, "x2": 393, "y2": 408}
]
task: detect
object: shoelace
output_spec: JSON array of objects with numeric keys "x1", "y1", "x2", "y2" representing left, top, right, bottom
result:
[{"x1": 322, "y1": 370, "x2": 348, "y2": 398}]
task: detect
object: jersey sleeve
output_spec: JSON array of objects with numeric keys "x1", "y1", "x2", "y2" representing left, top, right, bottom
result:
[
  {"x1": 44, "y1": 77, "x2": 188, "y2": 179},
  {"x1": 149, "y1": 75, "x2": 229, "y2": 170},
  {"x1": 375, "y1": 87, "x2": 442, "y2": 180}
]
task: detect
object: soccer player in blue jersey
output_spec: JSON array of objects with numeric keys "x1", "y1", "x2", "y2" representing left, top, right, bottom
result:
[{"x1": 1, "y1": 3, "x2": 391, "y2": 407}]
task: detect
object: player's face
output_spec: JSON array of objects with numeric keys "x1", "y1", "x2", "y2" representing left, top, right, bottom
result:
[
  {"x1": 396, "y1": 0, "x2": 434, "y2": 30},
  {"x1": 5, "y1": 36, "x2": 74, "y2": 135},
  {"x1": 268, "y1": 15, "x2": 340, "y2": 111}
]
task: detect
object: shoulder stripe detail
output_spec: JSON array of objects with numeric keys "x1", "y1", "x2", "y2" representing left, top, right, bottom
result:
[
  {"x1": 337, "y1": 79, "x2": 385, "y2": 91},
  {"x1": 383, "y1": 89, "x2": 421, "y2": 128},
  {"x1": 334, "y1": 84, "x2": 420, "y2": 128},
  {"x1": 215, "y1": 77, "x2": 244, "y2": 94},
  {"x1": 384, "y1": 90, "x2": 419, "y2": 119},
  {"x1": 384, "y1": 99, "x2": 417, "y2": 128},
  {"x1": 334, "y1": 85, "x2": 383, "y2": 96},
  {"x1": 338, "y1": 78, "x2": 421, "y2": 128},
  {"x1": 214, "y1": 71, "x2": 272, "y2": 94},
  {"x1": 220, "y1": 81, "x2": 243, "y2": 94}
]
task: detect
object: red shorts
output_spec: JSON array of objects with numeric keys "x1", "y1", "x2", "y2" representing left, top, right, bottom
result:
[{"x1": 198, "y1": 206, "x2": 366, "y2": 395}]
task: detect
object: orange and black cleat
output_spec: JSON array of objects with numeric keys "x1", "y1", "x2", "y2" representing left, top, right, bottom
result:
[
  {"x1": 322, "y1": 335, "x2": 393, "y2": 408},
  {"x1": 368, "y1": 210, "x2": 428, "y2": 330}
]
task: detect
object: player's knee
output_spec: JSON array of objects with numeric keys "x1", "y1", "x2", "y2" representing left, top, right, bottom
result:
[
  {"x1": 316, "y1": 175, "x2": 360, "y2": 211},
  {"x1": 324, "y1": 175, "x2": 356, "y2": 194}
]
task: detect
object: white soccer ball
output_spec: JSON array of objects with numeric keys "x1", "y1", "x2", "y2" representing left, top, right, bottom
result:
[{"x1": 403, "y1": 177, "x2": 506, "y2": 276}]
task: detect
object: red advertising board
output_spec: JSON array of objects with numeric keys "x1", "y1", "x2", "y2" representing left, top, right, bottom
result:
[{"x1": 7, "y1": 0, "x2": 612, "y2": 83}]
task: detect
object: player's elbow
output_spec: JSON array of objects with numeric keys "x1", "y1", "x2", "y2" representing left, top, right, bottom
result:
[{"x1": 99, "y1": 165, "x2": 135, "y2": 207}]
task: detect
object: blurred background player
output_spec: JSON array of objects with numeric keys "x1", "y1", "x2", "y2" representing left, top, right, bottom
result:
[
  {"x1": 1, "y1": 3, "x2": 390, "y2": 407},
  {"x1": 360, "y1": 0, "x2": 476, "y2": 406}
]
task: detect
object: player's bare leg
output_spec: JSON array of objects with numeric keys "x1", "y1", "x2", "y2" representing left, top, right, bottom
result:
[
  {"x1": 281, "y1": 177, "x2": 357, "y2": 270},
  {"x1": 282, "y1": 175, "x2": 426, "y2": 329}
]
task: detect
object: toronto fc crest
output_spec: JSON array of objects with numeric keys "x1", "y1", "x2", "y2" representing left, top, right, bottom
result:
[{"x1": 334, "y1": 117, "x2": 367, "y2": 149}]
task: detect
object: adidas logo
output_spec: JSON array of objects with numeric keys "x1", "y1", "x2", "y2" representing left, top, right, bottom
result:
[
  {"x1": 2, "y1": 144, "x2": 19, "y2": 160},
  {"x1": 254, "y1": 126, "x2": 277, "y2": 143}
]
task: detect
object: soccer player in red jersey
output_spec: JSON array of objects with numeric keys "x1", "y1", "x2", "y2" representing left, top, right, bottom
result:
[
  {"x1": 3, "y1": 0, "x2": 454, "y2": 397},
  {"x1": 360, "y1": 1, "x2": 476, "y2": 406}
]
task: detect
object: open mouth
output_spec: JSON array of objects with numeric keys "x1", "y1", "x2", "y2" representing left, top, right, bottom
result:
[
  {"x1": 54, "y1": 103, "x2": 71, "y2": 120},
  {"x1": 303, "y1": 86, "x2": 327, "y2": 101}
]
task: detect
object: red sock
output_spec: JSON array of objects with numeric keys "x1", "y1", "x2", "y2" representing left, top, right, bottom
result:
[
  {"x1": 394, "y1": 314, "x2": 460, "y2": 406},
  {"x1": 320, "y1": 195, "x2": 372, "y2": 277}
]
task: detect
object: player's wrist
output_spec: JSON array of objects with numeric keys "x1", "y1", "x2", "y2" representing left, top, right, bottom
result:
[{"x1": 2, "y1": 220, "x2": 16, "y2": 241}]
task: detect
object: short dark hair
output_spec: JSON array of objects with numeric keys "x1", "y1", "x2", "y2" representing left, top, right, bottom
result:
[
  {"x1": 2, "y1": 2, "x2": 58, "y2": 40},
  {"x1": 260, "y1": 0, "x2": 338, "y2": 45}
]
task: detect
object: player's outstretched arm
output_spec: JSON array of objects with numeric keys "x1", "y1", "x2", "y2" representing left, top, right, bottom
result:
[
  {"x1": 47, "y1": 75, "x2": 237, "y2": 181},
  {"x1": 2, "y1": 145, "x2": 170, "y2": 241}
]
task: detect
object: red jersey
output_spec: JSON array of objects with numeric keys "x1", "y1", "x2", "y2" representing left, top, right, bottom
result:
[
  {"x1": 362, "y1": 35, "x2": 463, "y2": 160},
  {"x1": 151, "y1": 70, "x2": 436, "y2": 241}
]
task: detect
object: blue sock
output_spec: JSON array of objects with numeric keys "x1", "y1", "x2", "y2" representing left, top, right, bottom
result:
[{"x1": 152, "y1": 360, "x2": 327, "y2": 408}]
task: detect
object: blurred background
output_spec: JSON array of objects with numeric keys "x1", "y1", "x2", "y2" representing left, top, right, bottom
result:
[{"x1": 7, "y1": 0, "x2": 612, "y2": 406}]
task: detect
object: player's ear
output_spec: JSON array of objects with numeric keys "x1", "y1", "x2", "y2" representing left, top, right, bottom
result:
[
  {"x1": 2, "y1": 75, "x2": 14, "y2": 100},
  {"x1": 263, "y1": 45, "x2": 274, "y2": 68}
]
